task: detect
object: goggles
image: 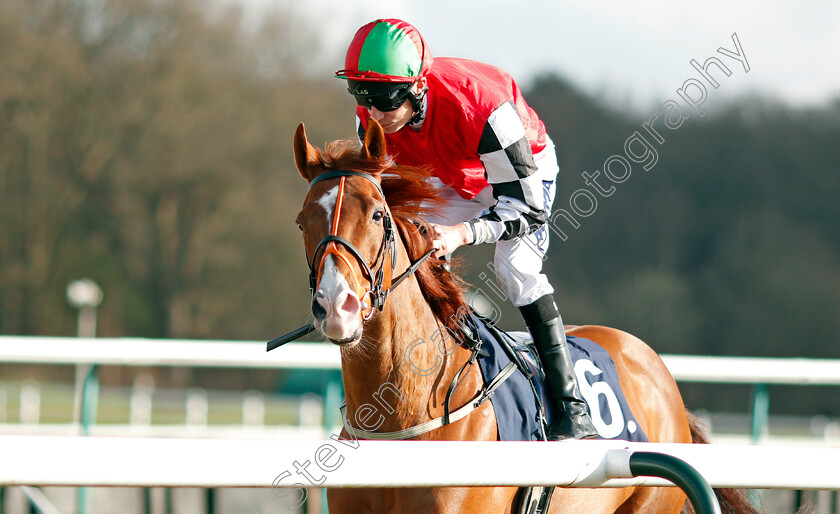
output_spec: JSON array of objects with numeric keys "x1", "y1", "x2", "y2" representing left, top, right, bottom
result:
[{"x1": 348, "y1": 81, "x2": 414, "y2": 112}]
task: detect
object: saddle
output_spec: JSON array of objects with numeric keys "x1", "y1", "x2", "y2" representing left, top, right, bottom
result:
[{"x1": 456, "y1": 311, "x2": 649, "y2": 514}]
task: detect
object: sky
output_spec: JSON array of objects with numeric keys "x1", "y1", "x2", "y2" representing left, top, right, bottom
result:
[{"x1": 255, "y1": 0, "x2": 840, "y2": 112}]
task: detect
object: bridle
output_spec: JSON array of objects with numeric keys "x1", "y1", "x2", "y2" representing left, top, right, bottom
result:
[
  {"x1": 306, "y1": 170, "x2": 433, "y2": 321},
  {"x1": 288, "y1": 171, "x2": 523, "y2": 444}
]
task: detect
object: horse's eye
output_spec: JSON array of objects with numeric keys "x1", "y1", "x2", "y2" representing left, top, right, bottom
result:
[
  {"x1": 297, "y1": 223, "x2": 304, "y2": 232},
  {"x1": 372, "y1": 210, "x2": 384, "y2": 222}
]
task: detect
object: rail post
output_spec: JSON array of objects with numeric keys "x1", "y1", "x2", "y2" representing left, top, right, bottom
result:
[
  {"x1": 629, "y1": 451, "x2": 720, "y2": 514},
  {"x1": 750, "y1": 383, "x2": 769, "y2": 443},
  {"x1": 77, "y1": 363, "x2": 100, "y2": 514}
]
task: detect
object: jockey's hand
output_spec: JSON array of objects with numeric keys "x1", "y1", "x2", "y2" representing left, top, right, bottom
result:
[{"x1": 430, "y1": 223, "x2": 472, "y2": 259}]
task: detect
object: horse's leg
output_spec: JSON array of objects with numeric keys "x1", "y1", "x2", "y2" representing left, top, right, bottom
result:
[
  {"x1": 615, "y1": 486, "x2": 687, "y2": 513},
  {"x1": 326, "y1": 487, "x2": 374, "y2": 513},
  {"x1": 547, "y1": 488, "x2": 634, "y2": 514},
  {"x1": 428, "y1": 487, "x2": 520, "y2": 514},
  {"x1": 328, "y1": 486, "x2": 520, "y2": 514}
]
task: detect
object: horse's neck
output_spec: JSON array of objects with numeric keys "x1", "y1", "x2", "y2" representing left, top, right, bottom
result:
[{"x1": 340, "y1": 274, "x2": 462, "y2": 433}]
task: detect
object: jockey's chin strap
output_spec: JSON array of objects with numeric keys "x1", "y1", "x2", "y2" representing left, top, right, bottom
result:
[{"x1": 307, "y1": 170, "x2": 433, "y2": 321}]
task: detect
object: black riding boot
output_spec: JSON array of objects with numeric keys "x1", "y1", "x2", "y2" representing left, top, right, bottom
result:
[{"x1": 520, "y1": 294, "x2": 599, "y2": 440}]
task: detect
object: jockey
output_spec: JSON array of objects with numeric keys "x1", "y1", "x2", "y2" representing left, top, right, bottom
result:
[{"x1": 335, "y1": 19, "x2": 598, "y2": 441}]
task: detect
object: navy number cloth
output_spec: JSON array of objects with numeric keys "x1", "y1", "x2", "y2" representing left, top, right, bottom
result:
[{"x1": 470, "y1": 313, "x2": 649, "y2": 442}]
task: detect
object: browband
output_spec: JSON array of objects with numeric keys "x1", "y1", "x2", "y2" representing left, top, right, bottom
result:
[{"x1": 309, "y1": 170, "x2": 383, "y2": 195}]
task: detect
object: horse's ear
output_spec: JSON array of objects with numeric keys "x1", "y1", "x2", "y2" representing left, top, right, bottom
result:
[
  {"x1": 363, "y1": 118, "x2": 388, "y2": 162},
  {"x1": 293, "y1": 123, "x2": 321, "y2": 181}
]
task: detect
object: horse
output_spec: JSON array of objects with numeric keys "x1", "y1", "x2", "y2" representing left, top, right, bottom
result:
[{"x1": 291, "y1": 118, "x2": 755, "y2": 513}]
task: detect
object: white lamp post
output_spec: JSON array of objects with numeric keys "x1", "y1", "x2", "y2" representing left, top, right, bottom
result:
[
  {"x1": 67, "y1": 279, "x2": 103, "y2": 514},
  {"x1": 66, "y1": 278, "x2": 103, "y2": 426},
  {"x1": 66, "y1": 279, "x2": 103, "y2": 338}
]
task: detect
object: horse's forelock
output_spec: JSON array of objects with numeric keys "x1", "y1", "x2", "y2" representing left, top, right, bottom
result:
[
  {"x1": 321, "y1": 139, "x2": 392, "y2": 176},
  {"x1": 318, "y1": 138, "x2": 444, "y2": 213}
]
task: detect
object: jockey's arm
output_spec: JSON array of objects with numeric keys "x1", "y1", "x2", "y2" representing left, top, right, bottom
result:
[
  {"x1": 466, "y1": 194, "x2": 545, "y2": 245},
  {"x1": 429, "y1": 193, "x2": 544, "y2": 258},
  {"x1": 466, "y1": 101, "x2": 549, "y2": 246}
]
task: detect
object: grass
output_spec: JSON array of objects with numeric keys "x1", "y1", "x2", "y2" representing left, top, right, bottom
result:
[{"x1": 0, "y1": 380, "x2": 310, "y2": 426}]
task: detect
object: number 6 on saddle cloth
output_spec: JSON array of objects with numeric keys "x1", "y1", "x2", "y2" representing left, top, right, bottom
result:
[{"x1": 472, "y1": 313, "x2": 649, "y2": 444}]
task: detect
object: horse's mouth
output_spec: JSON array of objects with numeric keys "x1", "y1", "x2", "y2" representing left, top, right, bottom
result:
[
  {"x1": 312, "y1": 319, "x2": 361, "y2": 346},
  {"x1": 327, "y1": 327, "x2": 363, "y2": 346}
]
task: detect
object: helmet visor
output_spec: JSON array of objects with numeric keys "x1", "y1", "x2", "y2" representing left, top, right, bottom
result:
[{"x1": 348, "y1": 80, "x2": 414, "y2": 112}]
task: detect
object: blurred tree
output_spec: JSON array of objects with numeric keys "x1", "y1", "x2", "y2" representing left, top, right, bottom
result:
[
  {"x1": 700, "y1": 209, "x2": 840, "y2": 358},
  {"x1": 603, "y1": 269, "x2": 701, "y2": 355},
  {"x1": 1, "y1": 1, "x2": 838, "y2": 417},
  {"x1": 0, "y1": 1, "x2": 90, "y2": 334},
  {"x1": 0, "y1": 0, "x2": 351, "y2": 339}
]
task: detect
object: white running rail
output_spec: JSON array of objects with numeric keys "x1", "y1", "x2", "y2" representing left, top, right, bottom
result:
[
  {"x1": 2, "y1": 336, "x2": 840, "y2": 385},
  {"x1": 0, "y1": 437, "x2": 839, "y2": 490}
]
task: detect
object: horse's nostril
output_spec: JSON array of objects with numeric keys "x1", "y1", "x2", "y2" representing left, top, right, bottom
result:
[
  {"x1": 312, "y1": 296, "x2": 327, "y2": 321},
  {"x1": 338, "y1": 291, "x2": 361, "y2": 315}
]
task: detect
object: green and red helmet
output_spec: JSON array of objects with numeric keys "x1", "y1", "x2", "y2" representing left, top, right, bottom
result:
[{"x1": 335, "y1": 19, "x2": 433, "y2": 83}]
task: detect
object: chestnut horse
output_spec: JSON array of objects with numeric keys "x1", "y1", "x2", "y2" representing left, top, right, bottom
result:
[{"x1": 292, "y1": 119, "x2": 753, "y2": 513}]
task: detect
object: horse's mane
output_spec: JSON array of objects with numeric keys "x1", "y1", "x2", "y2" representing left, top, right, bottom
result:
[{"x1": 317, "y1": 138, "x2": 469, "y2": 334}]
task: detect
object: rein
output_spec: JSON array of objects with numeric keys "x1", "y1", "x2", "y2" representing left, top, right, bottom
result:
[{"x1": 272, "y1": 169, "x2": 519, "y2": 441}]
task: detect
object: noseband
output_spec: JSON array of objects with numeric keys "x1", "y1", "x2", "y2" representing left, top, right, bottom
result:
[{"x1": 307, "y1": 170, "x2": 432, "y2": 320}]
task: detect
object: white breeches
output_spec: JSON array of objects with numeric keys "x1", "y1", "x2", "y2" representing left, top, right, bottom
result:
[{"x1": 423, "y1": 141, "x2": 560, "y2": 307}]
